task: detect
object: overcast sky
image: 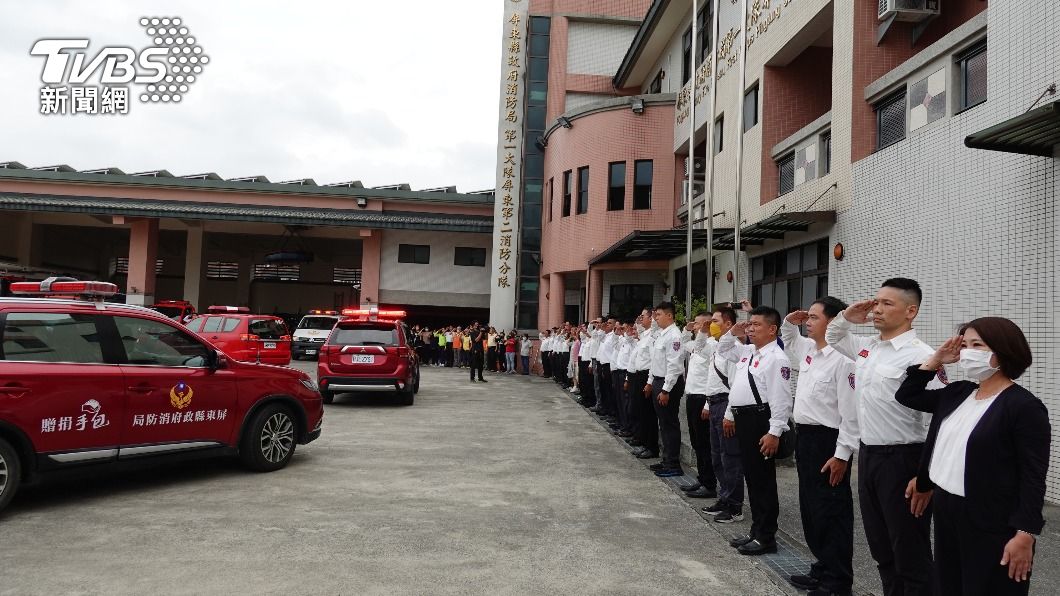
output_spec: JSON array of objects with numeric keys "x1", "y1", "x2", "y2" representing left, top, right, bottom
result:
[{"x1": 0, "y1": 0, "x2": 504, "y2": 192}]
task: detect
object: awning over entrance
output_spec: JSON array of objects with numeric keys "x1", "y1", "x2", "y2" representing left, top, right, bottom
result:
[
  {"x1": 589, "y1": 228, "x2": 734, "y2": 265},
  {"x1": 712, "y1": 211, "x2": 835, "y2": 250},
  {"x1": 964, "y1": 100, "x2": 1060, "y2": 157},
  {"x1": 0, "y1": 192, "x2": 493, "y2": 233}
]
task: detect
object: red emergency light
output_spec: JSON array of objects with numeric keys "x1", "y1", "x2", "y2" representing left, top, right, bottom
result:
[
  {"x1": 207, "y1": 305, "x2": 251, "y2": 313},
  {"x1": 340, "y1": 308, "x2": 406, "y2": 320},
  {"x1": 9, "y1": 277, "x2": 118, "y2": 298}
]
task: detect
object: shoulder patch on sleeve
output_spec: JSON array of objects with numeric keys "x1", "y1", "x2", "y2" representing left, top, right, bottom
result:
[
  {"x1": 672, "y1": 341, "x2": 681, "y2": 352},
  {"x1": 848, "y1": 372, "x2": 856, "y2": 389},
  {"x1": 936, "y1": 367, "x2": 949, "y2": 384},
  {"x1": 780, "y1": 366, "x2": 791, "y2": 380},
  {"x1": 858, "y1": 349, "x2": 870, "y2": 358}
]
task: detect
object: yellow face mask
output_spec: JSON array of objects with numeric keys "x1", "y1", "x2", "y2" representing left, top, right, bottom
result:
[{"x1": 709, "y1": 322, "x2": 723, "y2": 340}]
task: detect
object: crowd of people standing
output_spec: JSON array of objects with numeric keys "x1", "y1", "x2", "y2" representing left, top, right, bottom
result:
[
  {"x1": 410, "y1": 324, "x2": 527, "y2": 379},
  {"x1": 528, "y1": 277, "x2": 1049, "y2": 596}
]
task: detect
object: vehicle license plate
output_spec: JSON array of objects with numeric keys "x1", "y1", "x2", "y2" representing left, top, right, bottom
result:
[
  {"x1": 305, "y1": 349, "x2": 317, "y2": 355},
  {"x1": 264, "y1": 342, "x2": 277, "y2": 349},
  {"x1": 353, "y1": 354, "x2": 375, "y2": 364}
]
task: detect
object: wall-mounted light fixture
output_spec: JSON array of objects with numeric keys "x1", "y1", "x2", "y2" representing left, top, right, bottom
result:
[
  {"x1": 535, "y1": 136, "x2": 547, "y2": 151},
  {"x1": 356, "y1": 197, "x2": 368, "y2": 208},
  {"x1": 557, "y1": 116, "x2": 572, "y2": 129},
  {"x1": 726, "y1": 271, "x2": 734, "y2": 283},
  {"x1": 833, "y1": 243, "x2": 845, "y2": 261},
  {"x1": 631, "y1": 98, "x2": 645, "y2": 114}
]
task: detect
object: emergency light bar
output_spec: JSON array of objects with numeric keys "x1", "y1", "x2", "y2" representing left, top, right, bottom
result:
[
  {"x1": 9, "y1": 277, "x2": 118, "y2": 298},
  {"x1": 340, "y1": 308, "x2": 407, "y2": 319},
  {"x1": 207, "y1": 305, "x2": 251, "y2": 313},
  {"x1": 308, "y1": 309, "x2": 339, "y2": 315}
]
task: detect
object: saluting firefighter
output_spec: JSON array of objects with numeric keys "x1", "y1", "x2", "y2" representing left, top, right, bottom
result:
[
  {"x1": 627, "y1": 308, "x2": 660, "y2": 459},
  {"x1": 645, "y1": 302, "x2": 687, "y2": 478},
  {"x1": 781, "y1": 298, "x2": 860, "y2": 596},
  {"x1": 540, "y1": 329, "x2": 553, "y2": 379},
  {"x1": 678, "y1": 313, "x2": 719, "y2": 500},
  {"x1": 719, "y1": 306, "x2": 793, "y2": 556}
]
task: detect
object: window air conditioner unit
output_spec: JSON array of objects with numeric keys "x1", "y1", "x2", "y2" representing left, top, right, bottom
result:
[
  {"x1": 878, "y1": 0, "x2": 940, "y2": 22},
  {"x1": 682, "y1": 179, "x2": 705, "y2": 205}
]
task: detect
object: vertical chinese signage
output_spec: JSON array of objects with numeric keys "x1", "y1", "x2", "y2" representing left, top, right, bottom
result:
[{"x1": 488, "y1": 0, "x2": 529, "y2": 330}]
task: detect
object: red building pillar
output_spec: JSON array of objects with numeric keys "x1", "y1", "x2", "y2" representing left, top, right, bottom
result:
[{"x1": 126, "y1": 218, "x2": 159, "y2": 306}]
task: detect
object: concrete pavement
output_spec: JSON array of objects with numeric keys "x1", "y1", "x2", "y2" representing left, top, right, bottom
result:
[{"x1": 1, "y1": 364, "x2": 788, "y2": 596}]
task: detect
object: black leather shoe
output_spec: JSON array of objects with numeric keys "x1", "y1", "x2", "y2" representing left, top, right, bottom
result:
[
  {"x1": 478, "y1": 378, "x2": 487, "y2": 382},
  {"x1": 636, "y1": 450, "x2": 658, "y2": 459},
  {"x1": 680, "y1": 483, "x2": 703, "y2": 492},
  {"x1": 806, "y1": 589, "x2": 851, "y2": 596},
  {"x1": 685, "y1": 486, "x2": 715, "y2": 498},
  {"x1": 788, "y1": 575, "x2": 821, "y2": 590},
  {"x1": 729, "y1": 535, "x2": 754, "y2": 548},
  {"x1": 737, "y1": 539, "x2": 778, "y2": 556},
  {"x1": 648, "y1": 461, "x2": 668, "y2": 470}
]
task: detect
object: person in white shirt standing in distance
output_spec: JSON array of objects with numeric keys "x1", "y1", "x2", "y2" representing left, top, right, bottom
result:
[
  {"x1": 679, "y1": 313, "x2": 719, "y2": 500},
  {"x1": 645, "y1": 302, "x2": 687, "y2": 477},
  {"x1": 781, "y1": 297, "x2": 859, "y2": 596},
  {"x1": 719, "y1": 305, "x2": 793, "y2": 556},
  {"x1": 826, "y1": 278, "x2": 942, "y2": 596}
]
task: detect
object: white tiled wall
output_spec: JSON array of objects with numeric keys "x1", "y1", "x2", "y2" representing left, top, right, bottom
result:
[
  {"x1": 379, "y1": 229, "x2": 492, "y2": 295},
  {"x1": 566, "y1": 21, "x2": 639, "y2": 76}
]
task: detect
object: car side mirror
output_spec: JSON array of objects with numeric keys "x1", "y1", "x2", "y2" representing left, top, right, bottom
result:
[{"x1": 208, "y1": 349, "x2": 228, "y2": 371}]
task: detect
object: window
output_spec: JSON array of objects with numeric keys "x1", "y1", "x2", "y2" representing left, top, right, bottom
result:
[
  {"x1": 750, "y1": 239, "x2": 829, "y2": 315},
  {"x1": 562, "y1": 170, "x2": 572, "y2": 216},
  {"x1": 333, "y1": 267, "x2": 362, "y2": 285},
  {"x1": 958, "y1": 41, "x2": 987, "y2": 111},
  {"x1": 633, "y1": 160, "x2": 653, "y2": 210},
  {"x1": 743, "y1": 84, "x2": 759, "y2": 131},
  {"x1": 875, "y1": 90, "x2": 907, "y2": 150},
  {"x1": 114, "y1": 316, "x2": 209, "y2": 367},
  {"x1": 454, "y1": 247, "x2": 487, "y2": 267},
  {"x1": 682, "y1": 26, "x2": 693, "y2": 84},
  {"x1": 821, "y1": 132, "x2": 831, "y2": 175},
  {"x1": 576, "y1": 166, "x2": 589, "y2": 214},
  {"x1": 248, "y1": 318, "x2": 288, "y2": 340},
  {"x1": 607, "y1": 162, "x2": 626, "y2": 211},
  {"x1": 206, "y1": 261, "x2": 238, "y2": 280},
  {"x1": 330, "y1": 326, "x2": 398, "y2": 346},
  {"x1": 398, "y1": 243, "x2": 430, "y2": 264},
  {"x1": 608, "y1": 284, "x2": 654, "y2": 322},
  {"x1": 697, "y1": 4, "x2": 712, "y2": 63},
  {"x1": 0, "y1": 312, "x2": 104, "y2": 363},
  {"x1": 713, "y1": 115, "x2": 724, "y2": 155},
  {"x1": 111, "y1": 257, "x2": 163, "y2": 276},
  {"x1": 547, "y1": 177, "x2": 554, "y2": 222},
  {"x1": 649, "y1": 70, "x2": 664, "y2": 94},
  {"x1": 253, "y1": 263, "x2": 300, "y2": 281},
  {"x1": 778, "y1": 153, "x2": 795, "y2": 196}
]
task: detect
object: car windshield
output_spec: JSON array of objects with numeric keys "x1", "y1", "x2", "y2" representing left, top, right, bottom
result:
[
  {"x1": 151, "y1": 306, "x2": 183, "y2": 318},
  {"x1": 249, "y1": 318, "x2": 288, "y2": 340},
  {"x1": 330, "y1": 326, "x2": 397, "y2": 346},
  {"x1": 298, "y1": 316, "x2": 338, "y2": 330}
]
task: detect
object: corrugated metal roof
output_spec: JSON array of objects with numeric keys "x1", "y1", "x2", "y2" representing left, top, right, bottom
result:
[
  {"x1": 964, "y1": 100, "x2": 1060, "y2": 157},
  {"x1": 0, "y1": 192, "x2": 493, "y2": 233}
]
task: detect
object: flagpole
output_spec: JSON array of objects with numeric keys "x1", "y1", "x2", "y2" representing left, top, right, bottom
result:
[
  {"x1": 704, "y1": 0, "x2": 721, "y2": 308},
  {"x1": 731, "y1": 0, "x2": 749, "y2": 301},
  {"x1": 684, "y1": 0, "x2": 698, "y2": 320}
]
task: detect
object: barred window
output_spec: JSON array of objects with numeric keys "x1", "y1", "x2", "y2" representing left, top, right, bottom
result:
[
  {"x1": 253, "y1": 263, "x2": 300, "y2": 281},
  {"x1": 111, "y1": 257, "x2": 163, "y2": 276},
  {"x1": 333, "y1": 267, "x2": 362, "y2": 285},
  {"x1": 778, "y1": 153, "x2": 795, "y2": 196},
  {"x1": 875, "y1": 90, "x2": 907, "y2": 150},
  {"x1": 206, "y1": 261, "x2": 238, "y2": 280}
]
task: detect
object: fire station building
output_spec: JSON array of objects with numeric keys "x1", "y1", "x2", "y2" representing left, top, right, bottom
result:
[{"x1": 0, "y1": 164, "x2": 495, "y2": 327}]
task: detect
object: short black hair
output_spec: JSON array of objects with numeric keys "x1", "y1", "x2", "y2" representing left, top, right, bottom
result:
[
  {"x1": 713, "y1": 306, "x2": 737, "y2": 325},
  {"x1": 654, "y1": 301, "x2": 676, "y2": 316},
  {"x1": 882, "y1": 277, "x2": 922, "y2": 306},
  {"x1": 811, "y1": 296, "x2": 848, "y2": 319},
  {"x1": 958, "y1": 317, "x2": 1033, "y2": 380},
  {"x1": 749, "y1": 305, "x2": 781, "y2": 329}
]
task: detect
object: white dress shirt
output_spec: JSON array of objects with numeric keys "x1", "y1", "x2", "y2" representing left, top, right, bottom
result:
[
  {"x1": 579, "y1": 332, "x2": 592, "y2": 362},
  {"x1": 683, "y1": 331, "x2": 715, "y2": 396},
  {"x1": 781, "y1": 320, "x2": 860, "y2": 460},
  {"x1": 632, "y1": 326, "x2": 656, "y2": 372},
  {"x1": 928, "y1": 391, "x2": 997, "y2": 496},
  {"x1": 826, "y1": 312, "x2": 942, "y2": 446},
  {"x1": 598, "y1": 331, "x2": 616, "y2": 366},
  {"x1": 554, "y1": 337, "x2": 569, "y2": 353},
  {"x1": 649, "y1": 323, "x2": 686, "y2": 392},
  {"x1": 615, "y1": 336, "x2": 633, "y2": 371},
  {"x1": 718, "y1": 331, "x2": 793, "y2": 437},
  {"x1": 589, "y1": 328, "x2": 604, "y2": 360}
]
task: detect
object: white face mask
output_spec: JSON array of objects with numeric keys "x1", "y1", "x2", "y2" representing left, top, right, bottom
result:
[{"x1": 959, "y1": 348, "x2": 999, "y2": 382}]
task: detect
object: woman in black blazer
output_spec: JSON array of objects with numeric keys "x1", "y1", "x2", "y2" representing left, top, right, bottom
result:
[{"x1": 895, "y1": 317, "x2": 1050, "y2": 596}]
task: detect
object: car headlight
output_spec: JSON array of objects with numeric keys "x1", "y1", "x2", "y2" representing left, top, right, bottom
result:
[{"x1": 299, "y1": 378, "x2": 318, "y2": 392}]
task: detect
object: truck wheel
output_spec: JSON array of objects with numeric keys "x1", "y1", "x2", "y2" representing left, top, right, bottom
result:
[
  {"x1": 320, "y1": 390, "x2": 334, "y2": 405},
  {"x1": 240, "y1": 404, "x2": 297, "y2": 472},
  {"x1": 0, "y1": 437, "x2": 22, "y2": 515}
]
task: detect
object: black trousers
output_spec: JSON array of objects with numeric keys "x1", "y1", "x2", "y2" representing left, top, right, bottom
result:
[
  {"x1": 684, "y1": 394, "x2": 717, "y2": 489},
  {"x1": 859, "y1": 443, "x2": 934, "y2": 596},
  {"x1": 541, "y1": 351, "x2": 552, "y2": 378},
  {"x1": 732, "y1": 405, "x2": 779, "y2": 543},
  {"x1": 446, "y1": 343, "x2": 454, "y2": 367},
  {"x1": 651, "y1": 375, "x2": 684, "y2": 469},
  {"x1": 469, "y1": 351, "x2": 484, "y2": 380},
  {"x1": 486, "y1": 346, "x2": 496, "y2": 371},
  {"x1": 553, "y1": 352, "x2": 569, "y2": 386},
  {"x1": 611, "y1": 369, "x2": 628, "y2": 430},
  {"x1": 933, "y1": 488, "x2": 1030, "y2": 596},
  {"x1": 577, "y1": 360, "x2": 595, "y2": 406},
  {"x1": 630, "y1": 370, "x2": 657, "y2": 454},
  {"x1": 796, "y1": 424, "x2": 854, "y2": 593},
  {"x1": 597, "y1": 363, "x2": 614, "y2": 415}
]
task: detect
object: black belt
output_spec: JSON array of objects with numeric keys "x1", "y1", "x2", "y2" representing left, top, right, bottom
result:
[
  {"x1": 860, "y1": 442, "x2": 924, "y2": 454},
  {"x1": 795, "y1": 423, "x2": 839, "y2": 433},
  {"x1": 731, "y1": 404, "x2": 769, "y2": 413},
  {"x1": 707, "y1": 393, "x2": 729, "y2": 404}
]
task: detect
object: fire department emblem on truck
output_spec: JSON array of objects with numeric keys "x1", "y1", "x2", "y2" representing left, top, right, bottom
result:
[{"x1": 170, "y1": 381, "x2": 193, "y2": 410}]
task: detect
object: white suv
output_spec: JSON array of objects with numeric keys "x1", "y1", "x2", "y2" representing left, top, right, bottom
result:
[{"x1": 292, "y1": 312, "x2": 340, "y2": 360}]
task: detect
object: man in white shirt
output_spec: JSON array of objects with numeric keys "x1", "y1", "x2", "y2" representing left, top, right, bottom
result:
[
  {"x1": 627, "y1": 309, "x2": 659, "y2": 459},
  {"x1": 595, "y1": 318, "x2": 619, "y2": 421},
  {"x1": 645, "y1": 302, "x2": 687, "y2": 477},
  {"x1": 825, "y1": 278, "x2": 942, "y2": 596},
  {"x1": 697, "y1": 306, "x2": 743, "y2": 523},
  {"x1": 577, "y1": 326, "x2": 595, "y2": 407},
  {"x1": 540, "y1": 329, "x2": 553, "y2": 379},
  {"x1": 610, "y1": 323, "x2": 634, "y2": 436},
  {"x1": 718, "y1": 306, "x2": 793, "y2": 556},
  {"x1": 781, "y1": 297, "x2": 859, "y2": 596},
  {"x1": 679, "y1": 313, "x2": 718, "y2": 500}
]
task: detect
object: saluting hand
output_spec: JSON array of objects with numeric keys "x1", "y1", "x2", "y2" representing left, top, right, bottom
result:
[
  {"x1": 844, "y1": 299, "x2": 876, "y2": 324},
  {"x1": 933, "y1": 335, "x2": 963, "y2": 366},
  {"x1": 739, "y1": 299, "x2": 753, "y2": 313},
  {"x1": 730, "y1": 320, "x2": 750, "y2": 337},
  {"x1": 786, "y1": 310, "x2": 810, "y2": 326}
]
